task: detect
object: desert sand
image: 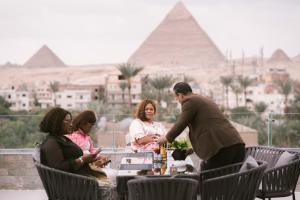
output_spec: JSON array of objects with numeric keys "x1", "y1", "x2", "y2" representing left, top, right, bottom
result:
[{"x1": 1, "y1": 60, "x2": 300, "y2": 88}]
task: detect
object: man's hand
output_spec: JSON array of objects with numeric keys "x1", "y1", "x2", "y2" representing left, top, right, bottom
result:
[{"x1": 158, "y1": 135, "x2": 167, "y2": 146}]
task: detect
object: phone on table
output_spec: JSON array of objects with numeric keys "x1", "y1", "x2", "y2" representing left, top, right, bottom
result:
[{"x1": 101, "y1": 159, "x2": 111, "y2": 166}]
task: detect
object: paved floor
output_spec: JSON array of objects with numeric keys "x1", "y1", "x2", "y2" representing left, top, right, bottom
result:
[
  {"x1": 0, "y1": 190, "x2": 47, "y2": 200},
  {"x1": 0, "y1": 190, "x2": 299, "y2": 200}
]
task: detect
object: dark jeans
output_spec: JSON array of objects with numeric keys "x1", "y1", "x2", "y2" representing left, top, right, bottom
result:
[{"x1": 204, "y1": 143, "x2": 245, "y2": 170}]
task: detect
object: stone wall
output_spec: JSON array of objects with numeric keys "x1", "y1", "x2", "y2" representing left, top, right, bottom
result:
[
  {"x1": 0, "y1": 150, "x2": 42, "y2": 189},
  {"x1": 1, "y1": 149, "x2": 300, "y2": 191}
]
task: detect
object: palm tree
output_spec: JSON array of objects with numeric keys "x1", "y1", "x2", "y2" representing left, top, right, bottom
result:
[
  {"x1": 149, "y1": 75, "x2": 174, "y2": 107},
  {"x1": 237, "y1": 76, "x2": 253, "y2": 106},
  {"x1": 117, "y1": 63, "x2": 143, "y2": 106},
  {"x1": 0, "y1": 96, "x2": 11, "y2": 109},
  {"x1": 220, "y1": 75, "x2": 233, "y2": 110},
  {"x1": 49, "y1": 81, "x2": 60, "y2": 107},
  {"x1": 230, "y1": 82, "x2": 242, "y2": 107},
  {"x1": 275, "y1": 79, "x2": 293, "y2": 113},
  {"x1": 140, "y1": 84, "x2": 156, "y2": 100},
  {"x1": 254, "y1": 102, "x2": 268, "y2": 114},
  {"x1": 119, "y1": 82, "x2": 127, "y2": 104}
]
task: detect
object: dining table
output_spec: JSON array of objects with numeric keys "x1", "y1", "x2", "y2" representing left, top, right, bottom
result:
[{"x1": 116, "y1": 150, "x2": 199, "y2": 200}]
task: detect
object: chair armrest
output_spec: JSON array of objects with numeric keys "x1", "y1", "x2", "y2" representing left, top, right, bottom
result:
[
  {"x1": 200, "y1": 162, "x2": 242, "y2": 181},
  {"x1": 200, "y1": 161, "x2": 267, "y2": 200}
]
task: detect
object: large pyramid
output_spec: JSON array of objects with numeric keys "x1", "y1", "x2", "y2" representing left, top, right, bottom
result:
[
  {"x1": 128, "y1": 2, "x2": 225, "y2": 67},
  {"x1": 268, "y1": 49, "x2": 291, "y2": 64},
  {"x1": 293, "y1": 54, "x2": 300, "y2": 63},
  {"x1": 24, "y1": 45, "x2": 66, "y2": 68}
]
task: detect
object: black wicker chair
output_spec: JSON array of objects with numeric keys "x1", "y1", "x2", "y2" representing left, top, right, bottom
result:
[
  {"x1": 246, "y1": 146, "x2": 300, "y2": 200},
  {"x1": 34, "y1": 162, "x2": 100, "y2": 200},
  {"x1": 127, "y1": 177, "x2": 198, "y2": 200},
  {"x1": 199, "y1": 161, "x2": 267, "y2": 200},
  {"x1": 32, "y1": 145, "x2": 116, "y2": 200}
]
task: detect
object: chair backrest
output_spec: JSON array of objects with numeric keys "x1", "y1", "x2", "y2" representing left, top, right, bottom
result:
[
  {"x1": 246, "y1": 146, "x2": 284, "y2": 168},
  {"x1": 261, "y1": 159, "x2": 300, "y2": 196},
  {"x1": 200, "y1": 161, "x2": 267, "y2": 200},
  {"x1": 246, "y1": 146, "x2": 300, "y2": 198},
  {"x1": 127, "y1": 177, "x2": 198, "y2": 200},
  {"x1": 34, "y1": 162, "x2": 99, "y2": 200}
]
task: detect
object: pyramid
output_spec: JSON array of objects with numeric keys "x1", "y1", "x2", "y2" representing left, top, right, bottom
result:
[
  {"x1": 292, "y1": 54, "x2": 300, "y2": 63},
  {"x1": 128, "y1": 2, "x2": 225, "y2": 67},
  {"x1": 24, "y1": 45, "x2": 66, "y2": 68},
  {"x1": 268, "y1": 49, "x2": 291, "y2": 63},
  {"x1": 3, "y1": 62, "x2": 20, "y2": 68}
]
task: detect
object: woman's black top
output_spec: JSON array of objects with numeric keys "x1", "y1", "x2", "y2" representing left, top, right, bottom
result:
[{"x1": 40, "y1": 135, "x2": 98, "y2": 176}]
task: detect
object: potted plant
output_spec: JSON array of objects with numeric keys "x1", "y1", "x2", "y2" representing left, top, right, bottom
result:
[{"x1": 169, "y1": 139, "x2": 190, "y2": 160}]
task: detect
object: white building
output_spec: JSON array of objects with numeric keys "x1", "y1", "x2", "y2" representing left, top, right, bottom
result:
[
  {"x1": 35, "y1": 84, "x2": 54, "y2": 109},
  {"x1": 246, "y1": 84, "x2": 293, "y2": 113},
  {"x1": 224, "y1": 82, "x2": 293, "y2": 113},
  {"x1": 105, "y1": 74, "x2": 142, "y2": 106},
  {"x1": 55, "y1": 90, "x2": 92, "y2": 110},
  {"x1": 35, "y1": 82, "x2": 104, "y2": 110},
  {"x1": 0, "y1": 83, "x2": 104, "y2": 111},
  {"x1": 0, "y1": 85, "x2": 34, "y2": 111}
]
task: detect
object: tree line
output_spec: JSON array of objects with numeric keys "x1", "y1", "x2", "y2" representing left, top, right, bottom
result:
[{"x1": 1, "y1": 63, "x2": 300, "y2": 148}]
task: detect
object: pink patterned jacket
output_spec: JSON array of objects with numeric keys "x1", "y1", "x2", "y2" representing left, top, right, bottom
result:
[{"x1": 65, "y1": 129, "x2": 96, "y2": 154}]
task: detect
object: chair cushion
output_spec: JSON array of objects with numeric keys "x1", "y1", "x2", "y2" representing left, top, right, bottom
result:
[
  {"x1": 274, "y1": 151, "x2": 298, "y2": 168},
  {"x1": 239, "y1": 155, "x2": 258, "y2": 172}
]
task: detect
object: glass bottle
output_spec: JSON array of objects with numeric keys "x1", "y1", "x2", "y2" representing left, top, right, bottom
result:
[
  {"x1": 160, "y1": 161, "x2": 167, "y2": 175},
  {"x1": 153, "y1": 145, "x2": 161, "y2": 162},
  {"x1": 160, "y1": 144, "x2": 167, "y2": 161},
  {"x1": 170, "y1": 164, "x2": 177, "y2": 175}
]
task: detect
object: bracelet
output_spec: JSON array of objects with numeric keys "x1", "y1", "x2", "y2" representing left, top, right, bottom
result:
[{"x1": 79, "y1": 157, "x2": 84, "y2": 164}]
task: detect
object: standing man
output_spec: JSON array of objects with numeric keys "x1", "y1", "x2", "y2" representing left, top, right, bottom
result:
[{"x1": 158, "y1": 82, "x2": 245, "y2": 170}]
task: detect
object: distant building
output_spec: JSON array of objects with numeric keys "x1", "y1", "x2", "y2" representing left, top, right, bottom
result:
[
  {"x1": 37, "y1": 83, "x2": 104, "y2": 109},
  {"x1": 246, "y1": 84, "x2": 292, "y2": 113},
  {"x1": 35, "y1": 84, "x2": 54, "y2": 109},
  {"x1": 55, "y1": 89, "x2": 91, "y2": 110},
  {"x1": 263, "y1": 68, "x2": 290, "y2": 84},
  {"x1": 59, "y1": 84, "x2": 104, "y2": 102},
  {"x1": 0, "y1": 85, "x2": 34, "y2": 111},
  {"x1": 0, "y1": 83, "x2": 104, "y2": 111},
  {"x1": 105, "y1": 74, "x2": 142, "y2": 106}
]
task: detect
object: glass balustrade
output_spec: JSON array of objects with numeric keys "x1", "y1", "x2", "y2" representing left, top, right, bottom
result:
[{"x1": 1, "y1": 112, "x2": 300, "y2": 149}]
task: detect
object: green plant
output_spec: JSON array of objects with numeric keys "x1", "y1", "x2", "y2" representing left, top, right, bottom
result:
[{"x1": 168, "y1": 139, "x2": 190, "y2": 150}]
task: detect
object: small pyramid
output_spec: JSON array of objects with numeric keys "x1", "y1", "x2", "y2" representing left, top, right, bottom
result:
[
  {"x1": 128, "y1": 2, "x2": 225, "y2": 67},
  {"x1": 268, "y1": 49, "x2": 291, "y2": 63},
  {"x1": 24, "y1": 45, "x2": 66, "y2": 68},
  {"x1": 3, "y1": 61, "x2": 20, "y2": 68}
]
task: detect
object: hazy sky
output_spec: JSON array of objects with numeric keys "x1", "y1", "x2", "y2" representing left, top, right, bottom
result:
[{"x1": 0, "y1": 0, "x2": 299, "y2": 65}]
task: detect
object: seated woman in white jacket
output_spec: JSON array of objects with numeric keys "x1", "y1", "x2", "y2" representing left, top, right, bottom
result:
[{"x1": 129, "y1": 99, "x2": 166, "y2": 152}]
